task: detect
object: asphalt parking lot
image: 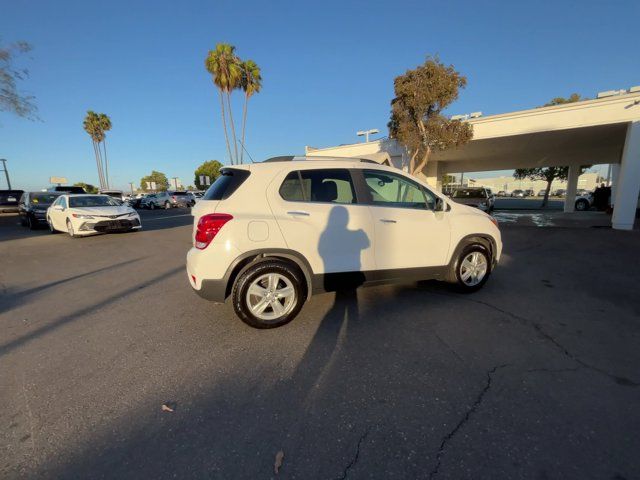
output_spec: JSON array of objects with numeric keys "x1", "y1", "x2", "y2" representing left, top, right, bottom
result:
[{"x1": 1, "y1": 208, "x2": 639, "y2": 479}]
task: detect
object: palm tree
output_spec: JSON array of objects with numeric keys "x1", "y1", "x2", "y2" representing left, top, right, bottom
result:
[
  {"x1": 239, "y1": 60, "x2": 262, "y2": 164},
  {"x1": 83, "y1": 111, "x2": 106, "y2": 189},
  {"x1": 98, "y1": 113, "x2": 112, "y2": 189},
  {"x1": 205, "y1": 43, "x2": 242, "y2": 164}
]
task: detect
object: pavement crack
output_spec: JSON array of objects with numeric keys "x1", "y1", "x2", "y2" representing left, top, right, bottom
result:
[
  {"x1": 429, "y1": 291, "x2": 639, "y2": 387},
  {"x1": 428, "y1": 364, "x2": 507, "y2": 480},
  {"x1": 335, "y1": 427, "x2": 370, "y2": 480}
]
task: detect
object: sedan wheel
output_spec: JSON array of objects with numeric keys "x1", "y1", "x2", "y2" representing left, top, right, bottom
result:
[
  {"x1": 575, "y1": 199, "x2": 589, "y2": 211},
  {"x1": 149, "y1": 203, "x2": 155, "y2": 210},
  {"x1": 66, "y1": 219, "x2": 76, "y2": 238},
  {"x1": 164, "y1": 201, "x2": 171, "y2": 209},
  {"x1": 48, "y1": 217, "x2": 57, "y2": 234}
]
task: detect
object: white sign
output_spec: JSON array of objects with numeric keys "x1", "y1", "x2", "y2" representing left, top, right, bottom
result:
[
  {"x1": 199, "y1": 175, "x2": 211, "y2": 186},
  {"x1": 50, "y1": 176, "x2": 68, "y2": 184},
  {"x1": 146, "y1": 181, "x2": 157, "y2": 190}
]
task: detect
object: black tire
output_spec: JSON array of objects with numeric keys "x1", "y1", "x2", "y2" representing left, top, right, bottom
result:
[
  {"x1": 47, "y1": 217, "x2": 58, "y2": 234},
  {"x1": 28, "y1": 215, "x2": 37, "y2": 230},
  {"x1": 150, "y1": 203, "x2": 155, "y2": 210},
  {"x1": 575, "y1": 199, "x2": 589, "y2": 211},
  {"x1": 232, "y1": 259, "x2": 306, "y2": 329},
  {"x1": 449, "y1": 244, "x2": 492, "y2": 293},
  {"x1": 164, "y1": 201, "x2": 171, "y2": 210}
]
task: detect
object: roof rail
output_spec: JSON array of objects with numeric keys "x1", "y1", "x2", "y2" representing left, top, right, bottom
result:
[{"x1": 263, "y1": 155, "x2": 379, "y2": 164}]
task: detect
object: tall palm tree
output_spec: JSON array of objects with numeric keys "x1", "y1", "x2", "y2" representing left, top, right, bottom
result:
[
  {"x1": 205, "y1": 43, "x2": 242, "y2": 164},
  {"x1": 239, "y1": 60, "x2": 262, "y2": 164},
  {"x1": 83, "y1": 111, "x2": 106, "y2": 189},
  {"x1": 98, "y1": 113, "x2": 112, "y2": 189}
]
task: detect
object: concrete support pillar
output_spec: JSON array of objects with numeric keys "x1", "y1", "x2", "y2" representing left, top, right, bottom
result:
[
  {"x1": 610, "y1": 163, "x2": 620, "y2": 205},
  {"x1": 563, "y1": 164, "x2": 580, "y2": 213},
  {"x1": 612, "y1": 121, "x2": 640, "y2": 230}
]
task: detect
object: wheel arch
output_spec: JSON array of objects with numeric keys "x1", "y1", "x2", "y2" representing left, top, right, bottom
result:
[
  {"x1": 447, "y1": 234, "x2": 497, "y2": 280},
  {"x1": 223, "y1": 249, "x2": 314, "y2": 301}
]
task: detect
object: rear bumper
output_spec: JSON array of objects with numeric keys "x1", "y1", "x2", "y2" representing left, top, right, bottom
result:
[{"x1": 191, "y1": 278, "x2": 227, "y2": 302}]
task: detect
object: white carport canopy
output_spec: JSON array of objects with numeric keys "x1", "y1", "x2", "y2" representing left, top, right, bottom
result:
[{"x1": 430, "y1": 91, "x2": 640, "y2": 230}]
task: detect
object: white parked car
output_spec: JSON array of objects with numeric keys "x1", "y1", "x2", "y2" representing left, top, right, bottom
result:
[
  {"x1": 47, "y1": 194, "x2": 142, "y2": 237},
  {"x1": 186, "y1": 156, "x2": 502, "y2": 329}
]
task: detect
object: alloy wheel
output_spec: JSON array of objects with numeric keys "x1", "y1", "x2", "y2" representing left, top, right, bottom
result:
[
  {"x1": 245, "y1": 273, "x2": 297, "y2": 321},
  {"x1": 459, "y1": 251, "x2": 488, "y2": 286}
]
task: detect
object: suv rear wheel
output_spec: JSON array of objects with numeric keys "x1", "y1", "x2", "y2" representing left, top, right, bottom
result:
[
  {"x1": 232, "y1": 260, "x2": 305, "y2": 329},
  {"x1": 451, "y1": 244, "x2": 491, "y2": 292}
]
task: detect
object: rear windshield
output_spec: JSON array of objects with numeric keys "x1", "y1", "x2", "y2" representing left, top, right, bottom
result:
[
  {"x1": 31, "y1": 193, "x2": 61, "y2": 205},
  {"x1": 202, "y1": 169, "x2": 250, "y2": 201},
  {"x1": 453, "y1": 189, "x2": 486, "y2": 198},
  {"x1": 0, "y1": 190, "x2": 23, "y2": 203},
  {"x1": 171, "y1": 192, "x2": 188, "y2": 196},
  {"x1": 69, "y1": 195, "x2": 120, "y2": 207},
  {"x1": 53, "y1": 186, "x2": 86, "y2": 193}
]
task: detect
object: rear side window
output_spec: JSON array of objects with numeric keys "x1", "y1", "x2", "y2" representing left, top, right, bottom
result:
[
  {"x1": 203, "y1": 169, "x2": 251, "y2": 201},
  {"x1": 279, "y1": 169, "x2": 356, "y2": 204}
]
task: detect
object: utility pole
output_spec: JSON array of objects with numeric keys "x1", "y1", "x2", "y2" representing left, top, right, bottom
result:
[
  {"x1": 129, "y1": 182, "x2": 135, "y2": 194},
  {"x1": 171, "y1": 177, "x2": 179, "y2": 190},
  {"x1": 0, "y1": 159, "x2": 12, "y2": 189}
]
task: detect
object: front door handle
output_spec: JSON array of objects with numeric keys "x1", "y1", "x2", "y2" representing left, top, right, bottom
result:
[
  {"x1": 380, "y1": 219, "x2": 397, "y2": 223},
  {"x1": 287, "y1": 210, "x2": 310, "y2": 216}
]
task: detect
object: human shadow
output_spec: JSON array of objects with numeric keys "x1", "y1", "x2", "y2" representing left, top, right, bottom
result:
[{"x1": 278, "y1": 205, "x2": 370, "y2": 424}]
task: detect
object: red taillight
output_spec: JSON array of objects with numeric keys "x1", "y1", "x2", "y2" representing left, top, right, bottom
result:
[{"x1": 195, "y1": 213, "x2": 233, "y2": 249}]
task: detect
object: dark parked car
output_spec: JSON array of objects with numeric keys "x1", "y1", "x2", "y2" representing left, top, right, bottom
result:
[
  {"x1": 18, "y1": 192, "x2": 61, "y2": 228},
  {"x1": 451, "y1": 187, "x2": 495, "y2": 212},
  {"x1": 0, "y1": 190, "x2": 24, "y2": 213},
  {"x1": 511, "y1": 189, "x2": 525, "y2": 198}
]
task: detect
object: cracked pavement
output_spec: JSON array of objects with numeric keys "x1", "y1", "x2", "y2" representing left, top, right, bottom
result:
[{"x1": 1, "y1": 211, "x2": 640, "y2": 479}]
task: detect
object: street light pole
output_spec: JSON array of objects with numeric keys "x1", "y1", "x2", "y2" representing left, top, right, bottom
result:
[
  {"x1": 0, "y1": 159, "x2": 11, "y2": 189},
  {"x1": 171, "y1": 177, "x2": 179, "y2": 190},
  {"x1": 356, "y1": 128, "x2": 379, "y2": 143},
  {"x1": 129, "y1": 182, "x2": 135, "y2": 195}
]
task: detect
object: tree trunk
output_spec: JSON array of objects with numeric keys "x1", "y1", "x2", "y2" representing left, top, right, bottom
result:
[
  {"x1": 226, "y1": 91, "x2": 240, "y2": 164},
  {"x1": 541, "y1": 179, "x2": 553, "y2": 208},
  {"x1": 239, "y1": 92, "x2": 249, "y2": 164},
  {"x1": 102, "y1": 138, "x2": 109, "y2": 190},
  {"x1": 92, "y1": 140, "x2": 105, "y2": 189},
  {"x1": 218, "y1": 89, "x2": 233, "y2": 164},
  {"x1": 411, "y1": 147, "x2": 431, "y2": 177}
]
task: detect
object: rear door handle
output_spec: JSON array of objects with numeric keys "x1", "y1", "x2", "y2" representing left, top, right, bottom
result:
[
  {"x1": 380, "y1": 219, "x2": 397, "y2": 223},
  {"x1": 287, "y1": 210, "x2": 310, "y2": 216}
]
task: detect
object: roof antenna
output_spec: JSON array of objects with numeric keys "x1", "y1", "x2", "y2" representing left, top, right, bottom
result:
[{"x1": 237, "y1": 140, "x2": 256, "y2": 163}]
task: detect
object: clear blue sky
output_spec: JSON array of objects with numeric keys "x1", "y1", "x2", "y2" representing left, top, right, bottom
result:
[{"x1": 1, "y1": 0, "x2": 638, "y2": 190}]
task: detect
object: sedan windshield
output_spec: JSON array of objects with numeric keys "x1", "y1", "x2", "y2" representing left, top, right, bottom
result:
[
  {"x1": 453, "y1": 189, "x2": 486, "y2": 199},
  {"x1": 31, "y1": 193, "x2": 61, "y2": 205},
  {"x1": 69, "y1": 195, "x2": 120, "y2": 208}
]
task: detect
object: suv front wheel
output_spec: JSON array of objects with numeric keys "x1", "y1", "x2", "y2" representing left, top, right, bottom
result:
[
  {"x1": 232, "y1": 260, "x2": 305, "y2": 329},
  {"x1": 451, "y1": 245, "x2": 491, "y2": 292}
]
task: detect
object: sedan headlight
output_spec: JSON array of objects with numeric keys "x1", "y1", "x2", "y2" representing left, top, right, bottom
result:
[{"x1": 72, "y1": 213, "x2": 94, "y2": 219}]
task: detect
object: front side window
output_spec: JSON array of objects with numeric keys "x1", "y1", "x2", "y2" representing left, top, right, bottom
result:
[
  {"x1": 59, "y1": 197, "x2": 67, "y2": 209},
  {"x1": 363, "y1": 170, "x2": 431, "y2": 209},
  {"x1": 279, "y1": 169, "x2": 356, "y2": 204}
]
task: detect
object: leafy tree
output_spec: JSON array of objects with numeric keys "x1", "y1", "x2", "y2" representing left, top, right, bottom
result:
[
  {"x1": 543, "y1": 93, "x2": 584, "y2": 107},
  {"x1": 73, "y1": 182, "x2": 98, "y2": 193},
  {"x1": 239, "y1": 60, "x2": 262, "y2": 163},
  {"x1": 194, "y1": 160, "x2": 222, "y2": 190},
  {"x1": 0, "y1": 40, "x2": 37, "y2": 120},
  {"x1": 205, "y1": 44, "x2": 242, "y2": 164},
  {"x1": 140, "y1": 170, "x2": 169, "y2": 191},
  {"x1": 389, "y1": 57, "x2": 473, "y2": 177},
  {"x1": 98, "y1": 113, "x2": 112, "y2": 188},
  {"x1": 513, "y1": 166, "x2": 588, "y2": 208}
]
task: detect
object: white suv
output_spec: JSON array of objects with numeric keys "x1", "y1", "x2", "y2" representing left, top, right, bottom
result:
[{"x1": 187, "y1": 157, "x2": 502, "y2": 328}]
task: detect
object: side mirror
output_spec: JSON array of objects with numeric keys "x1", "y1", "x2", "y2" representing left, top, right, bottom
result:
[{"x1": 435, "y1": 197, "x2": 446, "y2": 212}]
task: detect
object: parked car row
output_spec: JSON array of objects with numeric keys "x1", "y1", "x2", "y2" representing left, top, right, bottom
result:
[{"x1": 13, "y1": 188, "x2": 142, "y2": 237}]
